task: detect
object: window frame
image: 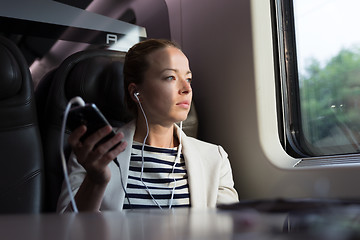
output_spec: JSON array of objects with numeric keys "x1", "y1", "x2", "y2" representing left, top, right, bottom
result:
[
  {"x1": 272, "y1": 0, "x2": 310, "y2": 157},
  {"x1": 272, "y1": 0, "x2": 360, "y2": 160}
]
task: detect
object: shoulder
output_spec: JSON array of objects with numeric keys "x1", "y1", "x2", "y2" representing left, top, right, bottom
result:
[
  {"x1": 114, "y1": 120, "x2": 136, "y2": 142},
  {"x1": 182, "y1": 135, "x2": 228, "y2": 159},
  {"x1": 115, "y1": 120, "x2": 136, "y2": 132},
  {"x1": 184, "y1": 135, "x2": 217, "y2": 148}
]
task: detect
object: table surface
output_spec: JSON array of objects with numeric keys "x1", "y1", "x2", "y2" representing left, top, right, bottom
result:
[{"x1": 1, "y1": 206, "x2": 360, "y2": 240}]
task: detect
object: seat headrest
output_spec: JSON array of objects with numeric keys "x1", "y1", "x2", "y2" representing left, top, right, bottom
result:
[
  {"x1": 0, "y1": 43, "x2": 22, "y2": 100},
  {"x1": 61, "y1": 50, "x2": 133, "y2": 126}
]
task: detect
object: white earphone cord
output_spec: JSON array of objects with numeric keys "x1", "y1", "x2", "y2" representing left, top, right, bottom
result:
[
  {"x1": 169, "y1": 121, "x2": 182, "y2": 208},
  {"x1": 60, "y1": 97, "x2": 85, "y2": 213},
  {"x1": 137, "y1": 99, "x2": 162, "y2": 209},
  {"x1": 136, "y1": 96, "x2": 182, "y2": 209}
]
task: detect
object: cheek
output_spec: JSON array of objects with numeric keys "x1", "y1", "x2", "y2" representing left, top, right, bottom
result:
[
  {"x1": 151, "y1": 85, "x2": 174, "y2": 100},
  {"x1": 140, "y1": 81, "x2": 177, "y2": 110},
  {"x1": 144, "y1": 88, "x2": 172, "y2": 108},
  {"x1": 155, "y1": 93, "x2": 177, "y2": 115}
]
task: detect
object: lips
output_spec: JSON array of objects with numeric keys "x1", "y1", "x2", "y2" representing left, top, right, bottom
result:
[{"x1": 176, "y1": 100, "x2": 190, "y2": 108}]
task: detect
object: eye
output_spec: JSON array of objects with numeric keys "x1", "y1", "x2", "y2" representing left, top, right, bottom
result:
[
  {"x1": 186, "y1": 77, "x2": 192, "y2": 83},
  {"x1": 165, "y1": 76, "x2": 175, "y2": 81}
]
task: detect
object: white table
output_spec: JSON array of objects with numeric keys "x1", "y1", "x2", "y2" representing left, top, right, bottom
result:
[{"x1": 0, "y1": 208, "x2": 287, "y2": 240}]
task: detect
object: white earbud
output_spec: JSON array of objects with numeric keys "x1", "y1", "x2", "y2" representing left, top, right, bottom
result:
[{"x1": 134, "y1": 92, "x2": 140, "y2": 102}]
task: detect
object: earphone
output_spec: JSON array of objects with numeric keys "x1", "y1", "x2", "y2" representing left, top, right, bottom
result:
[
  {"x1": 60, "y1": 96, "x2": 86, "y2": 213},
  {"x1": 133, "y1": 90, "x2": 183, "y2": 209},
  {"x1": 134, "y1": 91, "x2": 162, "y2": 208},
  {"x1": 134, "y1": 92, "x2": 140, "y2": 102},
  {"x1": 62, "y1": 95, "x2": 183, "y2": 211},
  {"x1": 61, "y1": 96, "x2": 131, "y2": 212}
]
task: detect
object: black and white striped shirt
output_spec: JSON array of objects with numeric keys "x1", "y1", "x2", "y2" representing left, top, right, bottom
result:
[{"x1": 123, "y1": 142, "x2": 191, "y2": 209}]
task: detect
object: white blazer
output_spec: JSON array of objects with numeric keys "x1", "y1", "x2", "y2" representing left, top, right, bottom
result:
[{"x1": 57, "y1": 121, "x2": 239, "y2": 212}]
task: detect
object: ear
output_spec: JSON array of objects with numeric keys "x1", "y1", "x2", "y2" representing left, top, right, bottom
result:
[{"x1": 128, "y1": 83, "x2": 139, "y2": 103}]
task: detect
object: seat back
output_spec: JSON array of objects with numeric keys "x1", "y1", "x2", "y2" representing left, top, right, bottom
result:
[{"x1": 0, "y1": 36, "x2": 44, "y2": 213}]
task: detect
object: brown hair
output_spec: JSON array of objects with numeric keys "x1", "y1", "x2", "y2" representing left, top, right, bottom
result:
[{"x1": 123, "y1": 38, "x2": 181, "y2": 115}]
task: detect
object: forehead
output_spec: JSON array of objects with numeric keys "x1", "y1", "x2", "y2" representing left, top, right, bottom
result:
[{"x1": 146, "y1": 46, "x2": 190, "y2": 71}]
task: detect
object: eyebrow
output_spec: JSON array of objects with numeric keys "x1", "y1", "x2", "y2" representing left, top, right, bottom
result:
[{"x1": 161, "y1": 68, "x2": 192, "y2": 75}]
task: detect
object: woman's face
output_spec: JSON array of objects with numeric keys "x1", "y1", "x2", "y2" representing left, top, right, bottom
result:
[{"x1": 138, "y1": 46, "x2": 192, "y2": 126}]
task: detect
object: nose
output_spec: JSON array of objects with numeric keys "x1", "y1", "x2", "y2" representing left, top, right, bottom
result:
[{"x1": 179, "y1": 78, "x2": 192, "y2": 95}]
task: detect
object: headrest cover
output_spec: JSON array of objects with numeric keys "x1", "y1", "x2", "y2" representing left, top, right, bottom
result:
[
  {"x1": 0, "y1": 45, "x2": 22, "y2": 100},
  {"x1": 65, "y1": 56, "x2": 131, "y2": 124}
]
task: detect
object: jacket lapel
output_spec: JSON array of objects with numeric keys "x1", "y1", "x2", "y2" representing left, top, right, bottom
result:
[
  {"x1": 178, "y1": 129, "x2": 207, "y2": 209},
  {"x1": 114, "y1": 122, "x2": 207, "y2": 209}
]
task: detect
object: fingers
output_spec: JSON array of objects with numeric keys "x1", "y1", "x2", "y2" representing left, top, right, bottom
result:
[
  {"x1": 68, "y1": 125, "x2": 87, "y2": 148},
  {"x1": 83, "y1": 125, "x2": 113, "y2": 148},
  {"x1": 67, "y1": 124, "x2": 127, "y2": 185},
  {"x1": 70, "y1": 125, "x2": 113, "y2": 152},
  {"x1": 68, "y1": 124, "x2": 127, "y2": 164},
  {"x1": 89, "y1": 132, "x2": 127, "y2": 165}
]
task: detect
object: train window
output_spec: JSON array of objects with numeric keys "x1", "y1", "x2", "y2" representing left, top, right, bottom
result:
[{"x1": 274, "y1": 0, "x2": 360, "y2": 157}]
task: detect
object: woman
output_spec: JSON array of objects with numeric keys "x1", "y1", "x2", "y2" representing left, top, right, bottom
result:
[{"x1": 57, "y1": 39, "x2": 238, "y2": 212}]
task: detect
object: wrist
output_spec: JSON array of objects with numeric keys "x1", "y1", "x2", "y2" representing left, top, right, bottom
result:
[
  {"x1": 84, "y1": 174, "x2": 110, "y2": 188},
  {"x1": 75, "y1": 176, "x2": 109, "y2": 212},
  {"x1": 85, "y1": 167, "x2": 111, "y2": 185}
]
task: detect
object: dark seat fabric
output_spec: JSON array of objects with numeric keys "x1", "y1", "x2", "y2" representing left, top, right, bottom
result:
[
  {"x1": 35, "y1": 48, "x2": 199, "y2": 212},
  {"x1": 0, "y1": 36, "x2": 44, "y2": 213}
]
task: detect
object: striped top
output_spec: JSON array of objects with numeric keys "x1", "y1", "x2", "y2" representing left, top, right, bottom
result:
[{"x1": 123, "y1": 141, "x2": 191, "y2": 209}]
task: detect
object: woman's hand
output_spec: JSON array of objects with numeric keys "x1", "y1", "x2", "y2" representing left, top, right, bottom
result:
[
  {"x1": 67, "y1": 125, "x2": 127, "y2": 211},
  {"x1": 68, "y1": 125, "x2": 127, "y2": 185}
]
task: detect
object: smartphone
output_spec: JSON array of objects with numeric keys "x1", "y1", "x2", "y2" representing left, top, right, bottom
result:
[{"x1": 66, "y1": 103, "x2": 119, "y2": 148}]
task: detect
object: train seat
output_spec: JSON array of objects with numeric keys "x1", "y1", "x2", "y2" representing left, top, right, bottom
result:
[{"x1": 0, "y1": 36, "x2": 44, "y2": 213}]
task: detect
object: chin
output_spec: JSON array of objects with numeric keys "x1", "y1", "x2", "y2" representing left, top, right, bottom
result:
[
  {"x1": 172, "y1": 116, "x2": 187, "y2": 124},
  {"x1": 179, "y1": 114, "x2": 189, "y2": 122},
  {"x1": 170, "y1": 111, "x2": 189, "y2": 124}
]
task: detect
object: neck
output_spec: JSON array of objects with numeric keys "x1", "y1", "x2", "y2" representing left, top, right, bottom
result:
[{"x1": 134, "y1": 117, "x2": 179, "y2": 148}]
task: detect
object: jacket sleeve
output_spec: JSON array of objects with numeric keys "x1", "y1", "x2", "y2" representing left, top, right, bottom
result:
[
  {"x1": 216, "y1": 146, "x2": 239, "y2": 205},
  {"x1": 56, "y1": 152, "x2": 86, "y2": 213}
]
